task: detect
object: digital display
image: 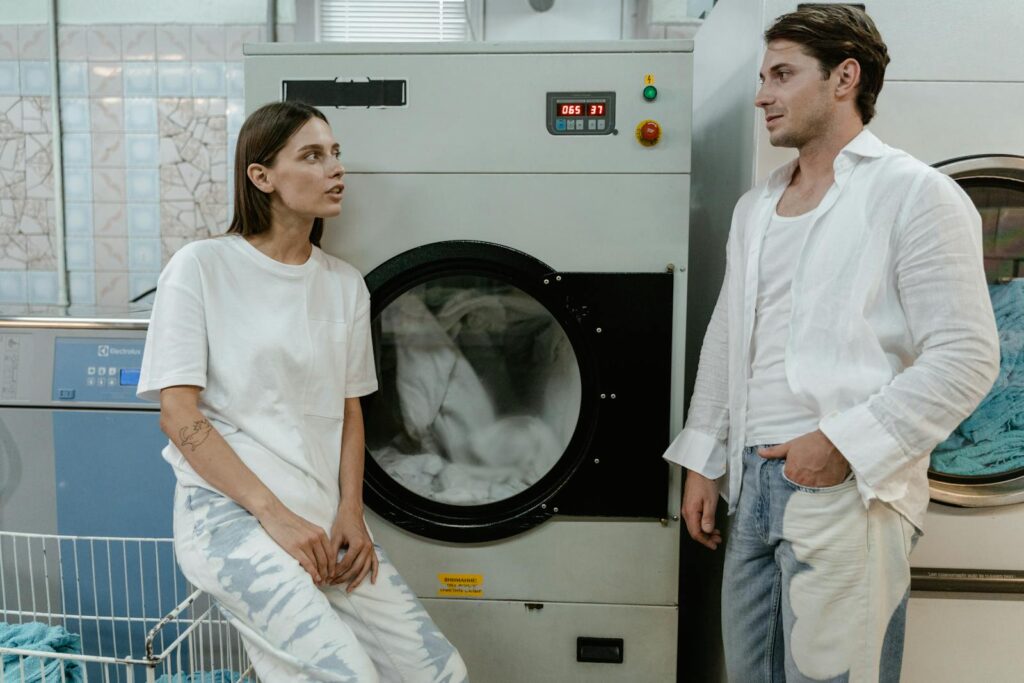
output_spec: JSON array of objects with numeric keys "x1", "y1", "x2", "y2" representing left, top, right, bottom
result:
[
  {"x1": 588, "y1": 103, "x2": 606, "y2": 116},
  {"x1": 558, "y1": 103, "x2": 585, "y2": 117},
  {"x1": 120, "y1": 368, "x2": 141, "y2": 386}
]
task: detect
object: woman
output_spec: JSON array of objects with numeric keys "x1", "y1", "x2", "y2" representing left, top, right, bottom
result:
[{"x1": 138, "y1": 101, "x2": 468, "y2": 682}]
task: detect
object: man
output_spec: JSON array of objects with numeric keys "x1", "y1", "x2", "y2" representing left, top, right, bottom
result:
[{"x1": 664, "y1": 6, "x2": 1000, "y2": 682}]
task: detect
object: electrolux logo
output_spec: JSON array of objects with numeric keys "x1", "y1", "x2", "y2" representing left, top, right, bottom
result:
[{"x1": 96, "y1": 345, "x2": 141, "y2": 357}]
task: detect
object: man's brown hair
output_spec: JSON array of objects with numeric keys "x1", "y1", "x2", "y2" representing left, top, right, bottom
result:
[{"x1": 765, "y1": 4, "x2": 890, "y2": 124}]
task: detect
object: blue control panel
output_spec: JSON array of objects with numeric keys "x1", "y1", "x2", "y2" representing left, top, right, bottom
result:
[{"x1": 52, "y1": 337, "x2": 146, "y2": 404}]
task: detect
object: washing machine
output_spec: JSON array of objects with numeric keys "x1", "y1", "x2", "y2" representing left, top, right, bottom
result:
[
  {"x1": 0, "y1": 309, "x2": 185, "y2": 679},
  {"x1": 688, "y1": 1, "x2": 1024, "y2": 681},
  {"x1": 244, "y1": 41, "x2": 692, "y2": 681}
]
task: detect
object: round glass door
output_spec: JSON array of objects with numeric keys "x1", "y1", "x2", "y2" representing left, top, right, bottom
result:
[
  {"x1": 366, "y1": 274, "x2": 582, "y2": 506},
  {"x1": 359, "y1": 241, "x2": 599, "y2": 540},
  {"x1": 930, "y1": 156, "x2": 1024, "y2": 505}
]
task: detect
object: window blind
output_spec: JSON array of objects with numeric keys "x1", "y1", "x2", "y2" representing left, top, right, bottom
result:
[{"x1": 319, "y1": 0, "x2": 468, "y2": 42}]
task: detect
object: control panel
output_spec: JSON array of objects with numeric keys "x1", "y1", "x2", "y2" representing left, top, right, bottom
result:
[
  {"x1": 51, "y1": 337, "x2": 146, "y2": 404},
  {"x1": 546, "y1": 91, "x2": 616, "y2": 136}
]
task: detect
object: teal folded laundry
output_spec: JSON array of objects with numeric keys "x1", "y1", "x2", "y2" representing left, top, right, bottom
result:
[
  {"x1": 0, "y1": 621, "x2": 83, "y2": 682},
  {"x1": 933, "y1": 280, "x2": 1024, "y2": 476},
  {"x1": 155, "y1": 670, "x2": 248, "y2": 683}
]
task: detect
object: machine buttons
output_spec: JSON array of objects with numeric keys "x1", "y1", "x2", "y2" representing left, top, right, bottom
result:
[
  {"x1": 635, "y1": 119, "x2": 662, "y2": 146},
  {"x1": 643, "y1": 85, "x2": 658, "y2": 101},
  {"x1": 555, "y1": 118, "x2": 566, "y2": 131},
  {"x1": 587, "y1": 119, "x2": 597, "y2": 130},
  {"x1": 58, "y1": 388, "x2": 75, "y2": 400},
  {"x1": 597, "y1": 120, "x2": 606, "y2": 130},
  {"x1": 87, "y1": 366, "x2": 96, "y2": 375},
  {"x1": 98, "y1": 367, "x2": 107, "y2": 376}
]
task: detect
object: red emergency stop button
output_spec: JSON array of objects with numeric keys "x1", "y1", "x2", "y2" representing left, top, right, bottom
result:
[{"x1": 635, "y1": 119, "x2": 661, "y2": 146}]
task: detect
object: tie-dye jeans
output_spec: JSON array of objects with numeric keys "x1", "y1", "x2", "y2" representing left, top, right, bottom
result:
[
  {"x1": 721, "y1": 447, "x2": 919, "y2": 682},
  {"x1": 173, "y1": 485, "x2": 469, "y2": 682}
]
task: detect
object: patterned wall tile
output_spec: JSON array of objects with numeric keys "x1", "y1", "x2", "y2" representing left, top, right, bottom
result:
[
  {"x1": 27, "y1": 271, "x2": 59, "y2": 304},
  {"x1": 88, "y1": 63, "x2": 122, "y2": 98},
  {"x1": 26, "y1": 234, "x2": 56, "y2": 269},
  {"x1": 58, "y1": 61, "x2": 89, "y2": 96},
  {"x1": 0, "y1": 236, "x2": 27, "y2": 269},
  {"x1": 94, "y1": 236, "x2": 128, "y2": 270},
  {"x1": 95, "y1": 271, "x2": 127, "y2": 306},
  {"x1": 62, "y1": 132, "x2": 91, "y2": 166},
  {"x1": 20, "y1": 61, "x2": 51, "y2": 96},
  {"x1": 127, "y1": 203, "x2": 159, "y2": 237},
  {"x1": 64, "y1": 201, "x2": 94, "y2": 236},
  {"x1": 156, "y1": 27, "x2": 190, "y2": 62},
  {"x1": 191, "y1": 26, "x2": 226, "y2": 61},
  {"x1": 18, "y1": 198, "x2": 51, "y2": 234},
  {"x1": 122, "y1": 26, "x2": 156, "y2": 61},
  {"x1": 129, "y1": 270, "x2": 158, "y2": 301},
  {"x1": 128, "y1": 237, "x2": 160, "y2": 271},
  {"x1": 124, "y1": 97, "x2": 157, "y2": 131},
  {"x1": 87, "y1": 26, "x2": 122, "y2": 61},
  {"x1": 0, "y1": 270, "x2": 27, "y2": 303},
  {"x1": 161, "y1": 235, "x2": 194, "y2": 266},
  {"x1": 125, "y1": 133, "x2": 158, "y2": 167},
  {"x1": 93, "y1": 168, "x2": 126, "y2": 203},
  {"x1": 225, "y1": 62, "x2": 243, "y2": 98},
  {"x1": 123, "y1": 63, "x2": 156, "y2": 96},
  {"x1": 0, "y1": 62, "x2": 19, "y2": 96},
  {"x1": 126, "y1": 168, "x2": 159, "y2": 201},
  {"x1": 225, "y1": 25, "x2": 263, "y2": 58},
  {"x1": 158, "y1": 63, "x2": 191, "y2": 96},
  {"x1": 92, "y1": 132, "x2": 124, "y2": 167},
  {"x1": 63, "y1": 167, "x2": 93, "y2": 202},
  {"x1": 0, "y1": 27, "x2": 18, "y2": 60},
  {"x1": 192, "y1": 63, "x2": 225, "y2": 97},
  {"x1": 59, "y1": 97, "x2": 91, "y2": 132},
  {"x1": 20, "y1": 97, "x2": 51, "y2": 134},
  {"x1": 69, "y1": 271, "x2": 95, "y2": 304},
  {"x1": 18, "y1": 25, "x2": 49, "y2": 61},
  {"x1": 57, "y1": 27, "x2": 88, "y2": 60},
  {"x1": 94, "y1": 202, "x2": 126, "y2": 237},
  {"x1": 90, "y1": 97, "x2": 124, "y2": 130}
]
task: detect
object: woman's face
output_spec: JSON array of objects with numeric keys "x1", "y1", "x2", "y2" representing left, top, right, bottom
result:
[{"x1": 262, "y1": 117, "x2": 345, "y2": 220}]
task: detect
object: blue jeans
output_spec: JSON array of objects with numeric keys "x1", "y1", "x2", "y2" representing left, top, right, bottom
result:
[{"x1": 722, "y1": 447, "x2": 918, "y2": 682}]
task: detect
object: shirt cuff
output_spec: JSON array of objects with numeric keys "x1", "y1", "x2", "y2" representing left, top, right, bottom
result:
[
  {"x1": 662, "y1": 427, "x2": 728, "y2": 480},
  {"x1": 819, "y1": 404, "x2": 910, "y2": 504}
]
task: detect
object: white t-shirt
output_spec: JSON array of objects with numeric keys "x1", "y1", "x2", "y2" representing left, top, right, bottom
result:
[
  {"x1": 137, "y1": 235, "x2": 378, "y2": 532},
  {"x1": 744, "y1": 210, "x2": 820, "y2": 446}
]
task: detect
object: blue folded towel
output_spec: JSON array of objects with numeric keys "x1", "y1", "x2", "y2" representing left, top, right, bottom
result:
[
  {"x1": 156, "y1": 670, "x2": 248, "y2": 683},
  {"x1": 932, "y1": 281, "x2": 1024, "y2": 476},
  {"x1": 0, "y1": 621, "x2": 83, "y2": 682}
]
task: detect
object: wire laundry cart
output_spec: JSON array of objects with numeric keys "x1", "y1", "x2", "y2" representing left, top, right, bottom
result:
[{"x1": 0, "y1": 532, "x2": 256, "y2": 682}]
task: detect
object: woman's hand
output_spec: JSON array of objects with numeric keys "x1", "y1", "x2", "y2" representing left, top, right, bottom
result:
[
  {"x1": 328, "y1": 502, "x2": 379, "y2": 592},
  {"x1": 257, "y1": 503, "x2": 335, "y2": 585}
]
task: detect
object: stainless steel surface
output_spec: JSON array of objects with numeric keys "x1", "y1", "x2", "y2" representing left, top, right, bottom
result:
[
  {"x1": 928, "y1": 474, "x2": 1024, "y2": 508},
  {"x1": 912, "y1": 567, "x2": 1024, "y2": 594}
]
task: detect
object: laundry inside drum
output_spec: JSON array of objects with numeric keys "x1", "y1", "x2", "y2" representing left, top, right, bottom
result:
[
  {"x1": 364, "y1": 275, "x2": 583, "y2": 505},
  {"x1": 931, "y1": 177, "x2": 1024, "y2": 480}
]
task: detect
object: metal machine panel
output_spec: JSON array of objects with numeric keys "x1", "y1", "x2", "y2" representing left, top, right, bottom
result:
[
  {"x1": 0, "y1": 409, "x2": 57, "y2": 533},
  {"x1": 244, "y1": 43, "x2": 692, "y2": 174},
  {"x1": 421, "y1": 598, "x2": 678, "y2": 683},
  {"x1": 319, "y1": 173, "x2": 690, "y2": 274},
  {"x1": 903, "y1": 596, "x2": 1024, "y2": 681},
  {"x1": 368, "y1": 510, "x2": 680, "y2": 605}
]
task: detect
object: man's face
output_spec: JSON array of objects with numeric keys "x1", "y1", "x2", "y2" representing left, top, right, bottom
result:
[{"x1": 756, "y1": 39, "x2": 836, "y2": 149}]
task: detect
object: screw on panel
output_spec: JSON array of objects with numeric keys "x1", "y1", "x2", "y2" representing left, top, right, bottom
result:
[
  {"x1": 552, "y1": 507, "x2": 559, "y2": 513},
  {"x1": 660, "y1": 518, "x2": 669, "y2": 526},
  {"x1": 666, "y1": 263, "x2": 676, "y2": 273},
  {"x1": 593, "y1": 458, "x2": 600, "y2": 464},
  {"x1": 672, "y1": 515, "x2": 680, "y2": 521},
  {"x1": 610, "y1": 394, "x2": 616, "y2": 399},
  {"x1": 596, "y1": 327, "x2": 602, "y2": 333},
  {"x1": 600, "y1": 393, "x2": 606, "y2": 399},
  {"x1": 555, "y1": 275, "x2": 562, "y2": 281},
  {"x1": 541, "y1": 503, "x2": 547, "y2": 510},
  {"x1": 543, "y1": 278, "x2": 550, "y2": 285}
]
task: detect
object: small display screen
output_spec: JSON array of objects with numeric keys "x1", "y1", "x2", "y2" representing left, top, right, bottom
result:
[
  {"x1": 558, "y1": 103, "x2": 585, "y2": 117},
  {"x1": 588, "y1": 103, "x2": 606, "y2": 117},
  {"x1": 120, "y1": 368, "x2": 141, "y2": 386}
]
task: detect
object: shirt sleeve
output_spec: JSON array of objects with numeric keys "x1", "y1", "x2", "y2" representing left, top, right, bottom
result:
[
  {"x1": 137, "y1": 250, "x2": 208, "y2": 403},
  {"x1": 663, "y1": 254, "x2": 731, "y2": 479},
  {"x1": 344, "y1": 278, "x2": 379, "y2": 398},
  {"x1": 820, "y1": 171, "x2": 1000, "y2": 501}
]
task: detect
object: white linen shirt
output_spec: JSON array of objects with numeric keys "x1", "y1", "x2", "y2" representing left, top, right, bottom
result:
[{"x1": 663, "y1": 130, "x2": 1000, "y2": 529}]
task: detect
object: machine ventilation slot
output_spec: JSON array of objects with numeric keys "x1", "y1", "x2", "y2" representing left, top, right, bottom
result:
[
  {"x1": 576, "y1": 637, "x2": 624, "y2": 664},
  {"x1": 282, "y1": 79, "x2": 407, "y2": 107}
]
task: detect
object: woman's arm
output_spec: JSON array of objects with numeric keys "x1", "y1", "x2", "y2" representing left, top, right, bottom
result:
[
  {"x1": 328, "y1": 397, "x2": 379, "y2": 591},
  {"x1": 160, "y1": 385, "x2": 335, "y2": 584}
]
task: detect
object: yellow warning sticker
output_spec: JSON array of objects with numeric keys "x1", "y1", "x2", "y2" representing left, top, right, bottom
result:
[
  {"x1": 644, "y1": 73, "x2": 656, "y2": 85},
  {"x1": 437, "y1": 573, "x2": 483, "y2": 598}
]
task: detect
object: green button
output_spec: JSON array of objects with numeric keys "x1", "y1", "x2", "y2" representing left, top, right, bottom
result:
[{"x1": 643, "y1": 85, "x2": 658, "y2": 101}]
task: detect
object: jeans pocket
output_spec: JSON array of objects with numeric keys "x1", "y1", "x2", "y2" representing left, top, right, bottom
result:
[{"x1": 780, "y1": 467, "x2": 858, "y2": 494}]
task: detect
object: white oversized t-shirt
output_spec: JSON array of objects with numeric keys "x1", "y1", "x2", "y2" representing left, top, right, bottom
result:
[{"x1": 137, "y1": 235, "x2": 378, "y2": 532}]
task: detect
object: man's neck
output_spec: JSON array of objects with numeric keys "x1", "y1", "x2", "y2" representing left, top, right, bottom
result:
[{"x1": 793, "y1": 122, "x2": 865, "y2": 185}]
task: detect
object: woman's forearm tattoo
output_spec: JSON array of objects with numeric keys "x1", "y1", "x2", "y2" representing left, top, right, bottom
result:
[{"x1": 179, "y1": 419, "x2": 213, "y2": 452}]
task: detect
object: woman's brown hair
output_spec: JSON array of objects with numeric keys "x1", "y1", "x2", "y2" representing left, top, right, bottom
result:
[{"x1": 226, "y1": 101, "x2": 329, "y2": 246}]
